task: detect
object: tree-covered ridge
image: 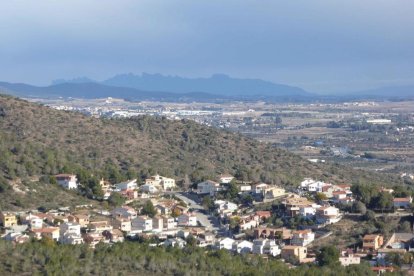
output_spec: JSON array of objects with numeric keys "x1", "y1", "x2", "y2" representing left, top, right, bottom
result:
[
  {"x1": 0, "y1": 240, "x2": 377, "y2": 276},
  {"x1": 0, "y1": 95, "x2": 403, "y2": 209}
]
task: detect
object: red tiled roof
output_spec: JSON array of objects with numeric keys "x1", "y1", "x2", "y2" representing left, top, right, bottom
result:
[{"x1": 393, "y1": 197, "x2": 411, "y2": 202}]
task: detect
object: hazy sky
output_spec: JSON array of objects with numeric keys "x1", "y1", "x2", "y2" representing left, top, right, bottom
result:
[{"x1": 0, "y1": 0, "x2": 413, "y2": 92}]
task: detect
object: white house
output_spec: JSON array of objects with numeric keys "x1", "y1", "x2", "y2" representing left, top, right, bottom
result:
[
  {"x1": 217, "y1": 237, "x2": 236, "y2": 250},
  {"x1": 215, "y1": 200, "x2": 238, "y2": 212},
  {"x1": 145, "y1": 175, "x2": 175, "y2": 190},
  {"x1": 197, "y1": 180, "x2": 221, "y2": 196},
  {"x1": 60, "y1": 222, "x2": 81, "y2": 236},
  {"x1": 115, "y1": 179, "x2": 138, "y2": 191},
  {"x1": 162, "y1": 216, "x2": 176, "y2": 230},
  {"x1": 307, "y1": 181, "x2": 330, "y2": 192},
  {"x1": 177, "y1": 213, "x2": 197, "y2": 227},
  {"x1": 300, "y1": 178, "x2": 316, "y2": 189},
  {"x1": 163, "y1": 237, "x2": 186, "y2": 248},
  {"x1": 239, "y1": 185, "x2": 252, "y2": 193},
  {"x1": 59, "y1": 222, "x2": 83, "y2": 245},
  {"x1": 55, "y1": 174, "x2": 78, "y2": 189},
  {"x1": 291, "y1": 230, "x2": 315, "y2": 246},
  {"x1": 299, "y1": 204, "x2": 319, "y2": 219},
  {"x1": 316, "y1": 206, "x2": 342, "y2": 224},
  {"x1": 30, "y1": 217, "x2": 43, "y2": 229},
  {"x1": 131, "y1": 216, "x2": 153, "y2": 232},
  {"x1": 233, "y1": 240, "x2": 254, "y2": 254},
  {"x1": 339, "y1": 250, "x2": 361, "y2": 266},
  {"x1": 252, "y1": 239, "x2": 281, "y2": 256},
  {"x1": 140, "y1": 184, "x2": 159, "y2": 194},
  {"x1": 219, "y1": 174, "x2": 234, "y2": 184},
  {"x1": 254, "y1": 183, "x2": 269, "y2": 194}
]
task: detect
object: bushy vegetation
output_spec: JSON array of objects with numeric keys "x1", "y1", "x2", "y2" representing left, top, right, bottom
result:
[{"x1": 0, "y1": 239, "x2": 379, "y2": 276}]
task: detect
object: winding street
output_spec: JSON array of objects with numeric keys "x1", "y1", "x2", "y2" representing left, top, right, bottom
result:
[{"x1": 173, "y1": 192, "x2": 220, "y2": 231}]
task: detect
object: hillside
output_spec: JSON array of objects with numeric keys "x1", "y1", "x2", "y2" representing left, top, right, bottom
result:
[{"x1": 0, "y1": 95, "x2": 402, "y2": 209}]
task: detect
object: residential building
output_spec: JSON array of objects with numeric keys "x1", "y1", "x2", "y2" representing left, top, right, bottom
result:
[
  {"x1": 102, "y1": 229, "x2": 124, "y2": 243},
  {"x1": 120, "y1": 189, "x2": 138, "y2": 200},
  {"x1": 263, "y1": 186, "x2": 286, "y2": 200},
  {"x1": 252, "y1": 239, "x2": 281, "y2": 256},
  {"x1": 111, "y1": 206, "x2": 137, "y2": 220},
  {"x1": 382, "y1": 232, "x2": 414, "y2": 251},
  {"x1": 217, "y1": 237, "x2": 236, "y2": 250},
  {"x1": 316, "y1": 206, "x2": 341, "y2": 224},
  {"x1": 233, "y1": 240, "x2": 254, "y2": 254},
  {"x1": 29, "y1": 217, "x2": 43, "y2": 229},
  {"x1": 339, "y1": 250, "x2": 361, "y2": 266},
  {"x1": 291, "y1": 230, "x2": 315, "y2": 247},
  {"x1": 152, "y1": 216, "x2": 164, "y2": 232},
  {"x1": 163, "y1": 237, "x2": 186, "y2": 248},
  {"x1": 254, "y1": 226, "x2": 292, "y2": 240},
  {"x1": 115, "y1": 179, "x2": 138, "y2": 191},
  {"x1": 363, "y1": 234, "x2": 384, "y2": 251},
  {"x1": 4, "y1": 233, "x2": 30, "y2": 244},
  {"x1": 111, "y1": 217, "x2": 131, "y2": 232},
  {"x1": 68, "y1": 214, "x2": 90, "y2": 227},
  {"x1": 393, "y1": 197, "x2": 412, "y2": 209},
  {"x1": 59, "y1": 222, "x2": 83, "y2": 245},
  {"x1": 140, "y1": 184, "x2": 158, "y2": 194},
  {"x1": 30, "y1": 227, "x2": 60, "y2": 241},
  {"x1": 55, "y1": 174, "x2": 78, "y2": 189},
  {"x1": 215, "y1": 200, "x2": 238, "y2": 217},
  {"x1": 283, "y1": 196, "x2": 314, "y2": 217},
  {"x1": 131, "y1": 216, "x2": 153, "y2": 232},
  {"x1": 197, "y1": 180, "x2": 221, "y2": 196},
  {"x1": 88, "y1": 221, "x2": 113, "y2": 234},
  {"x1": 254, "y1": 183, "x2": 269, "y2": 194},
  {"x1": 177, "y1": 213, "x2": 197, "y2": 227},
  {"x1": 145, "y1": 175, "x2": 175, "y2": 190},
  {"x1": 239, "y1": 184, "x2": 252, "y2": 193},
  {"x1": 300, "y1": 178, "x2": 316, "y2": 189},
  {"x1": 0, "y1": 212, "x2": 17, "y2": 228},
  {"x1": 219, "y1": 174, "x2": 234, "y2": 184},
  {"x1": 281, "y1": 246, "x2": 308, "y2": 262},
  {"x1": 255, "y1": 211, "x2": 272, "y2": 221},
  {"x1": 299, "y1": 205, "x2": 319, "y2": 219},
  {"x1": 162, "y1": 216, "x2": 176, "y2": 230}
]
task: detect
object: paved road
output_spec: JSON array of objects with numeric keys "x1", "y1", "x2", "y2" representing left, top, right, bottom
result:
[
  {"x1": 345, "y1": 211, "x2": 412, "y2": 218},
  {"x1": 173, "y1": 192, "x2": 220, "y2": 231}
]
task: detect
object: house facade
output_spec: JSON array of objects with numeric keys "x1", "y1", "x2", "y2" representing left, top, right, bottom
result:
[
  {"x1": 197, "y1": 180, "x2": 221, "y2": 196},
  {"x1": 55, "y1": 174, "x2": 78, "y2": 189},
  {"x1": 0, "y1": 212, "x2": 17, "y2": 228}
]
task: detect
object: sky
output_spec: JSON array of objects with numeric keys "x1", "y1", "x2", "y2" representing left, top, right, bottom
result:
[{"x1": 0, "y1": 0, "x2": 413, "y2": 93}]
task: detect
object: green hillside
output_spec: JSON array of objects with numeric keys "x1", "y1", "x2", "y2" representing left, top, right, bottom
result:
[{"x1": 0, "y1": 95, "x2": 402, "y2": 209}]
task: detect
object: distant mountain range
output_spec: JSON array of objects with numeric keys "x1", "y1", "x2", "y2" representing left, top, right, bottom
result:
[
  {"x1": 0, "y1": 81, "x2": 222, "y2": 101},
  {"x1": 0, "y1": 73, "x2": 315, "y2": 102},
  {"x1": 1, "y1": 73, "x2": 413, "y2": 101}
]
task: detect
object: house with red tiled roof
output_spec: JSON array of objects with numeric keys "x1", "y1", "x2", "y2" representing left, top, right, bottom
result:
[
  {"x1": 393, "y1": 197, "x2": 412, "y2": 209},
  {"x1": 30, "y1": 227, "x2": 60, "y2": 241}
]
